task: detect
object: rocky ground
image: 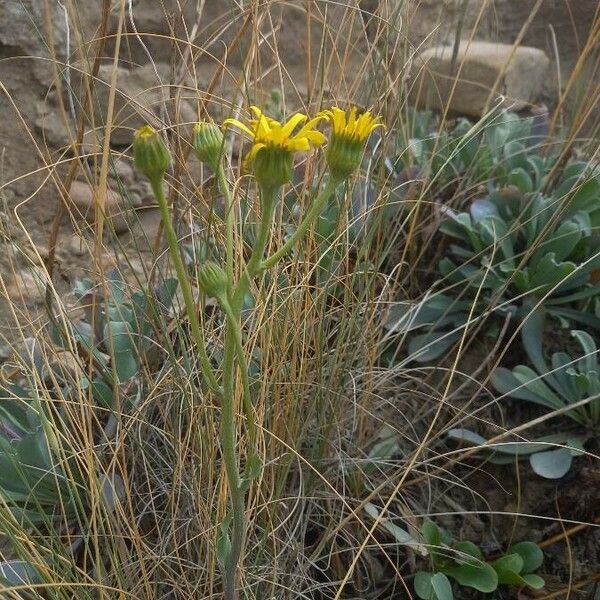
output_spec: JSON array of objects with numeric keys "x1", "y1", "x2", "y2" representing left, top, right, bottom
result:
[{"x1": 0, "y1": 0, "x2": 597, "y2": 341}]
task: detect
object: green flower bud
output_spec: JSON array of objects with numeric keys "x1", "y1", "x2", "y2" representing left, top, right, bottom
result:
[
  {"x1": 192, "y1": 122, "x2": 225, "y2": 170},
  {"x1": 251, "y1": 147, "x2": 294, "y2": 191},
  {"x1": 133, "y1": 125, "x2": 171, "y2": 182},
  {"x1": 197, "y1": 261, "x2": 228, "y2": 299}
]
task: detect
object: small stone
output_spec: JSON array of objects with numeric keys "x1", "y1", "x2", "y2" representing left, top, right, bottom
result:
[
  {"x1": 66, "y1": 233, "x2": 89, "y2": 257},
  {"x1": 411, "y1": 41, "x2": 550, "y2": 117},
  {"x1": 35, "y1": 102, "x2": 73, "y2": 148},
  {"x1": 127, "y1": 191, "x2": 143, "y2": 208},
  {"x1": 80, "y1": 129, "x2": 103, "y2": 158},
  {"x1": 127, "y1": 257, "x2": 146, "y2": 275},
  {"x1": 7, "y1": 268, "x2": 47, "y2": 306},
  {"x1": 125, "y1": 207, "x2": 163, "y2": 250},
  {"x1": 45, "y1": 351, "x2": 84, "y2": 383},
  {"x1": 129, "y1": 180, "x2": 155, "y2": 205},
  {"x1": 110, "y1": 159, "x2": 134, "y2": 184},
  {"x1": 69, "y1": 180, "x2": 131, "y2": 234}
]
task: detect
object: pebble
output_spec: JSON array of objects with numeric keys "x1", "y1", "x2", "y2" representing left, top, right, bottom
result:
[
  {"x1": 6, "y1": 267, "x2": 47, "y2": 306},
  {"x1": 69, "y1": 180, "x2": 131, "y2": 235}
]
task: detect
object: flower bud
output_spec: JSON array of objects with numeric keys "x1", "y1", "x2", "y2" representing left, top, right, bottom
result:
[
  {"x1": 251, "y1": 147, "x2": 294, "y2": 190},
  {"x1": 133, "y1": 125, "x2": 171, "y2": 182},
  {"x1": 197, "y1": 262, "x2": 228, "y2": 299},
  {"x1": 192, "y1": 122, "x2": 225, "y2": 170}
]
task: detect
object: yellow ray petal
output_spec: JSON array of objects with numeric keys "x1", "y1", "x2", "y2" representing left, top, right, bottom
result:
[
  {"x1": 223, "y1": 118, "x2": 255, "y2": 138},
  {"x1": 282, "y1": 113, "x2": 308, "y2": 137}
]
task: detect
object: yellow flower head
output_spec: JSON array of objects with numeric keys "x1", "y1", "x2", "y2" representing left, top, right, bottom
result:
[
  {"x1": 318, "y1": 107, "x2": 383, "y2": 180},
  {"x1": 224, "y1": 106, "x2": 325, "y2": 189}
]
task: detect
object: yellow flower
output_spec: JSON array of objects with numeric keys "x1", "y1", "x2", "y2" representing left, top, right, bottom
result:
[
  {"x1": 224, "y1": 106, "x2": 325, "y2": 189},
  {"x1": 318, "y1": 107, "x2": 383, "y2": 180}
]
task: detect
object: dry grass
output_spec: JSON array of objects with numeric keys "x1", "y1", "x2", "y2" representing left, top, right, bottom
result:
[{"x1": 0, "y1": 1, "x2": 599, "y2": 599}]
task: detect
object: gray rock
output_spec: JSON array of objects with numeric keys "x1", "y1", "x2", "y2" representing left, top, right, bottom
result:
[
  {"x1": 412, "y1": 41, "x2": 550, "y2": 116},
  {"x1": 0, "y1": 1, "x2": 67, "y2": 87},
  {"x1": 69, "y1": 180, "x2": 131, "y2": 234},
  {"x1": 110, "y1": 159, "x2": 135, "y2": 184},
  {"x1": 35, "y1": 102, "x2": 74, "y2": 148},
  {"x1": 406, "y1": 0, "x2": 598, "y2": 119},
  {"x1": 7, "y1": 269, "x2": 47, "y2": 307},
  {"x1": 89, "y1": 63, "x2": 196, "y2": 146}
]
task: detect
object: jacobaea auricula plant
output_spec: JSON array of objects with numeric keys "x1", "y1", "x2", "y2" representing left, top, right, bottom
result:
[{"x1": 133, "y1": 105, "x2": 382, "y2": 600}]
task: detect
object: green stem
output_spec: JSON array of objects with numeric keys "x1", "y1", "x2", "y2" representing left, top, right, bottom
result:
[
  {"x1": 218, "y1": 186, "x2": 278, "y2": 600},
  {"x1": 232, "y1": 186, "x2": 278, "y2": 312},
  {"x1": 220, "y1": 331, "x2": 245, "y2": 600},
  {"x1": 213, "y1": 178, "x2": 339, "y2": 600},
  {"x1": 150, "y1": 178, "x2": 221, "y2": 396},
  {"x1": 215, "y1": 162, "x2": 256, "y2": 445},
  {"x1": 221, "y1": 298, "x2": 257, "y2": 450},
  {"x1": 259, "y1": 177, "x2": 341, "y2": 271},
  {"x1": 216, "y1": 165, "x2": 235, "y2": 289}
]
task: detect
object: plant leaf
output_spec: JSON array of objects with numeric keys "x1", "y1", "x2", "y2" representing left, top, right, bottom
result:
[
  {"x1": 104, "y1": 321, "x2": 139, "y2": 381},
  {"x1": 508, "y1": 541, "x2": 544, "y2": 573},
  {"x1": 444, "y1": 560, "x2": 498, "y2": 593},
  {"x1": 216, "y1": 514, "x2": 233, "y2": 570},
  {"x1": 455, "y1": 541, "x2": 483, "y2": 560},
  {"x1": 364, "y1": 503, "x2": 426, "y2": 555},
  {"x1": 415, "y1": 571, "x2": 435, "y2": 600},
  {"x1": 431, "y1": 572, "x2": 454, "y2": 600},
  {"x1": 493, "y1": 553, "x2": 524, "y2": 583},
  {"x1": 0, "y1": 560, "x2": 43, "y2": 586},
  {"x1": 422, "y1": 520, "x2": 443, "y2": 546},
  {"x1": 529, "y1": 448, "x2": 573, "y2": 479},
  {"x1": 520, "y1": 574, "x2": 546, "y2": 589},
  {"x1": 408, "y1": 330, "x2": 462, "y2": 363}
]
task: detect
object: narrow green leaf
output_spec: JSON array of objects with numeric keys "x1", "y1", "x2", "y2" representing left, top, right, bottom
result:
[{"x1": 216, "y1": 514, "x2": 233, "y2": 570}]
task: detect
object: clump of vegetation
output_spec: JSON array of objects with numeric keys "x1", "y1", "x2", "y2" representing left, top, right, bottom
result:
[
  {"x1": 386, "y1": 110, "x2": 600, "y2": 362},
  {"x1": 415, "y1": 520, "x2": 544, "y2": 600}
]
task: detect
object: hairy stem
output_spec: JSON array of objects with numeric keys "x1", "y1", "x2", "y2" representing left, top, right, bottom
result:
[
  {"x1": 232, "y1": 186, "x2": 278, "y2": 311},
  {"x1": 220, "y1": 327, "x2": 246, "y2": 600},
  {"x1": 218, "y1": 186, "x2": 277, "y2": 600},
  {"x1": 218, "y1": 179, "x2": 340, "y2": 600},
  {"x1": 260, "y1": 177, "x2": 341, "y2": 271},
  {"x1": 221, "y1": 299, "x2": 257, "y2": 450},
  {"x1": 216, "y1": 164, "x2": 236, "y2": 289},
  {"x1": 150, "y1": 179, "x2": 221, "y2": 396}
]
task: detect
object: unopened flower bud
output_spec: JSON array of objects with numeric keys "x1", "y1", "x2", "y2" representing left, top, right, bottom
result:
[
  {"x1": 197, "y1": 262, "x2": 228, "y2": 299},
  {"x1": 133, "y1": 125, "x2": 171, "y2": 182},
  {"x1": 192, "y1": 122, "x2": 225, "y2": 170}
]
